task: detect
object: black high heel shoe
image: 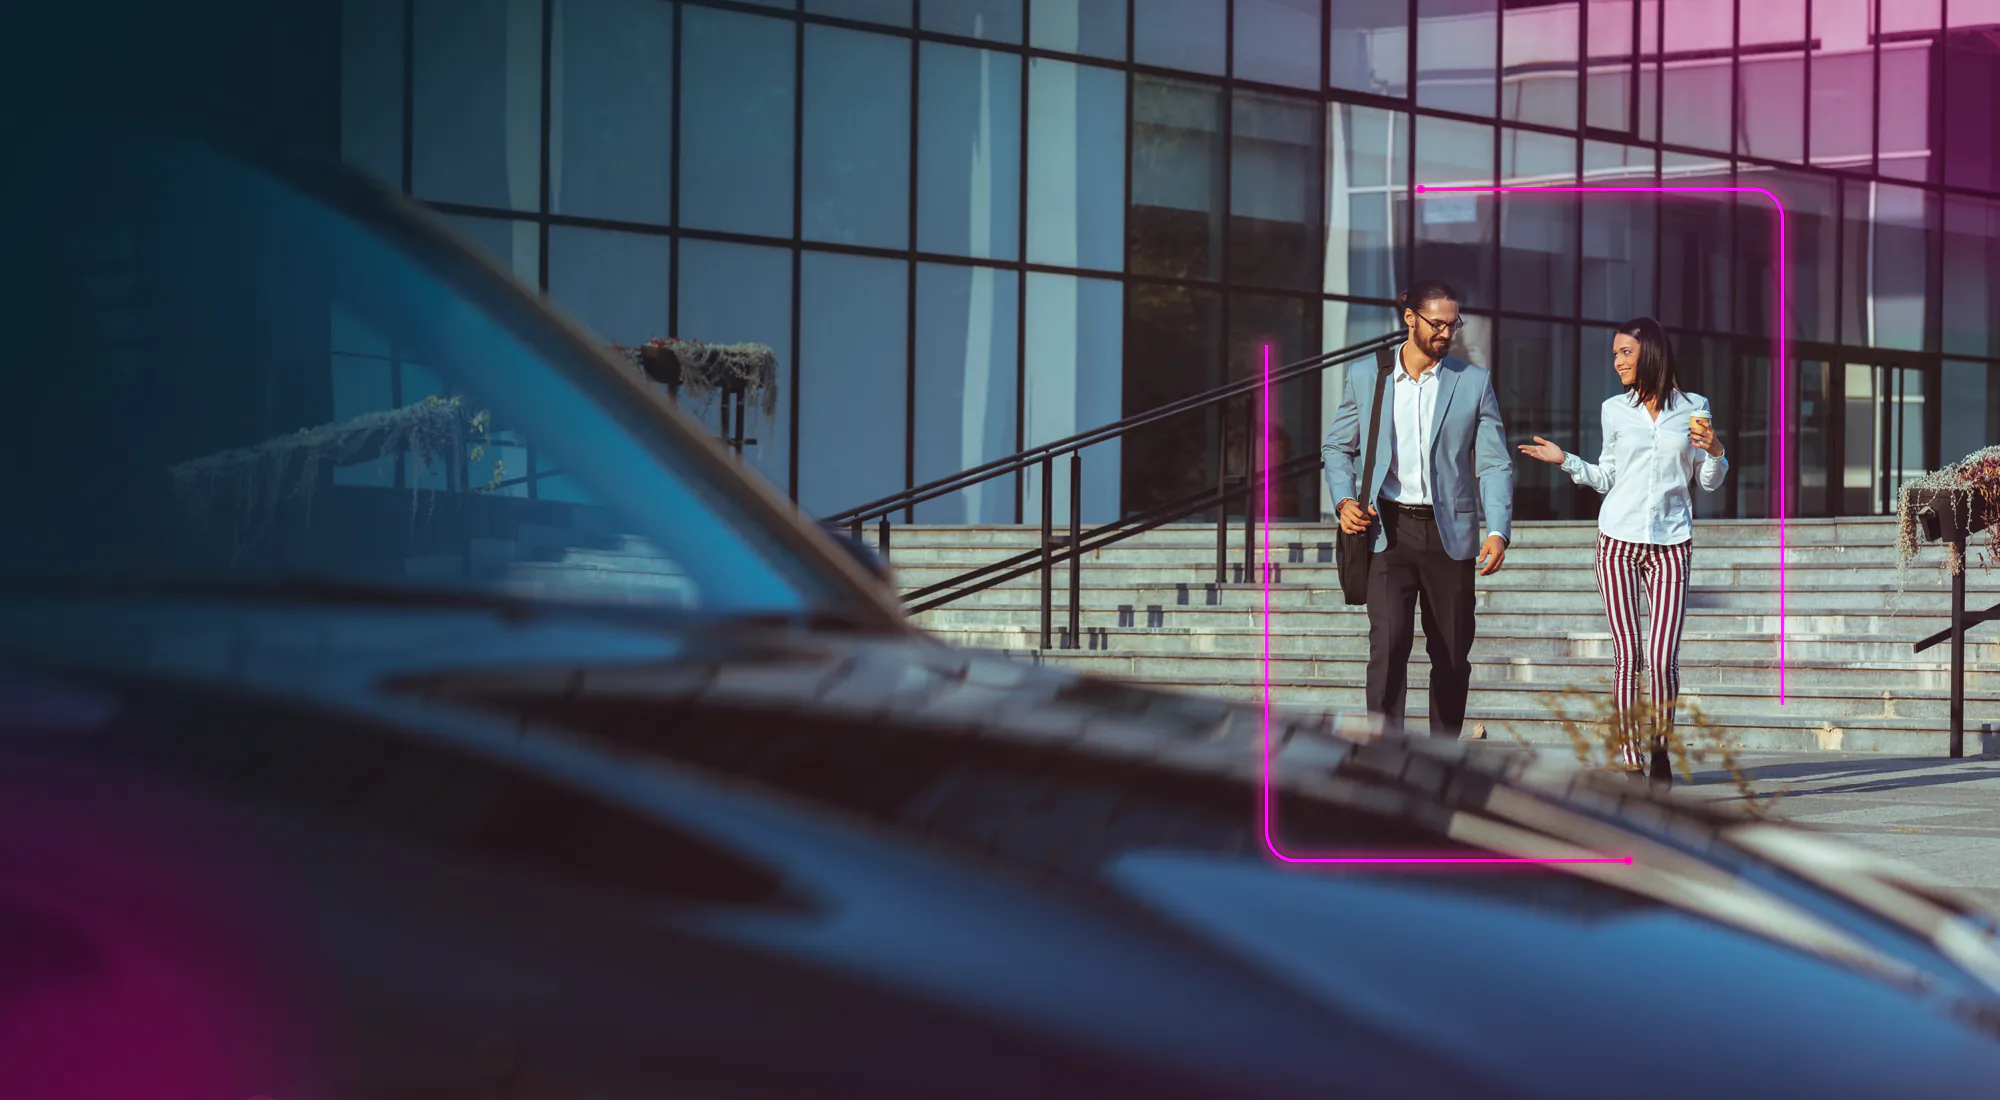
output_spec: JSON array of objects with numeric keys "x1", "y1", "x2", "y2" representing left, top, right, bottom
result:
[{"x1": 1648, "y1": 743, "x2": 1673, "y2": 791}]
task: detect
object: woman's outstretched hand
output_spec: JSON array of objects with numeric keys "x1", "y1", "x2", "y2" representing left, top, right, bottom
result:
[{"x1": 1518, "y1": 436, "x2": 1567, "y2": 465}]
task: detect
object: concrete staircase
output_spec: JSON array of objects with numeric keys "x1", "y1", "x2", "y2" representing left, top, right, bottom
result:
[{"x1": 881, "y1": 518, "x2": 2000, "y2": 756}]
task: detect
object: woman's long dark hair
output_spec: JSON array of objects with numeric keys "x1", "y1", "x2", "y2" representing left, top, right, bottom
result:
[{"x1": 1616, "y1": 316, "x2": 1681, "y2": 409}]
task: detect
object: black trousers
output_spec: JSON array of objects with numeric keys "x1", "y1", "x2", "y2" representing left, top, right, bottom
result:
[{"x1": 1365, "y1": 500, "x2": 1478, "y2": 738}]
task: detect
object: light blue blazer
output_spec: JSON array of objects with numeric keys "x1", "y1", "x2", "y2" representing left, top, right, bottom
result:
[{"x1": 1321, "y1": 351, "x2": 1515, "y2": 562}]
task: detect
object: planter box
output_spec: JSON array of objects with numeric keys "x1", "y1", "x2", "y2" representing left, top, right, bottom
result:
[{"x1": 1904, "y1": 486, "x2": 1997, "y2": 544}]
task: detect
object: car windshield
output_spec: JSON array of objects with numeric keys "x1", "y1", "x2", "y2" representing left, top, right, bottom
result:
[{"x1": 2, "y1": 126, "x2": 867, "y2": 624}]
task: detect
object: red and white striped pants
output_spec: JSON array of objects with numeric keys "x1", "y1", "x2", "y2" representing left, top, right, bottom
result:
[{"x1": 1594, "y1": 534, "x2": 1693, "y2": 769}]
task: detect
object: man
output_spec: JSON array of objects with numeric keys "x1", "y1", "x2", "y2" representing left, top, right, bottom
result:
[{"x1": 1322, "y1": 280, "x2": 1514, "y2": 738}]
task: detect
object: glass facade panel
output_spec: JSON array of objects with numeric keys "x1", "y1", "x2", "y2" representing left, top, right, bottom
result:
[
  {"x1": 1794, "y1": 360, "x2": 1835, "y2": 517},
  {"x1": 1499, "y1": 128, "x2": 1578, "y2": 317},
  {"x1": 1497, "y1": 320, "x2": 1579, "y2": 520},
  {"x1": 1656, "y1": 152, "x2": 1731, "y2": 333},
  {"x1": 1945, "y1": 25, "x2": 2000, "y2": 193},
  {"x1": 411, "y1": 0, "x2": 543, "y2": 211},
  {"x1": 1234, "y1": 0, "x2": 1322, "y2": 90},
  {"x1": 340, "y1": 0, "x2": 404, "y2": 185},
  {"x1": 1329, "y1": 0, "x2": 1410, "y2": 97},
  {"x1": 1024, "y1": 273, "x2": 1123, "y2": 524},
  {"x1": 1944, "y1": 195, "x2": 2000, "y2": 358},
  {"x1": 1122, "y1": 284, "x2": 1223, "y2": 518},
  {"x1": 1809, "y1": 0, "x2": 1875, "y2": 173},
  {"x1": 1502, "y1": 0, "x2": 1579, "y2": 130},
  {"x1": 1659, "y1": 0, "x2": 1731, "y2": 151},
  {"x1": 1584, "y1": 0, "x2": 1634, "y2": 133},
  {"x1": 803, "y1": 25, "x2": 911, "y2": 248},
  {"x1": 676, "y1": 240, "x2": 794, "y2": 494},
  {"x1": 1230, "y1": 293, "x2": 1319, "y2": 521},
  {"x1": 914, "y1": 263, "x2": 1020, "y2": 523},
  {"x1": 921, "y1": 0, "x2": 1024, "y2": 43},
  {"x1": 1231, "y1": 89, "x2": 1324, "y2": 290},
  {"x1": 1417, "y1": 0, "x2": 1498, "y2": 117},
  {"x1": 1878, "y1": 37, "x2": 1938, "y2": 183},
  {"x1": 1736, "y1": 0, "x2": 1805, "y2": 163},
  {"x1": 1028, "y1": 0, "x2": 1126, "y2": 61},
  {"x1": 1130, "y1": 76, "x2": 1224, "y2": 281},
  {"x1": 798, "y1": 252, "x2": 908, "y2": 517},
  {"x1": 1580, "y1": 141, "x2": 1655, "y2": 321},
  {"x1": 679, "y1": 7, "x2": 795, "y2": 237},
  {"x1": 545, "y1": 227, "x2": 673, "y2": 347},
  {"x1": 1942, "y1": 361, "x2": 1999, "y2": 466},
  {"x1": 440, "y1": 213, "x2": 540, "y2": 285},
  {"x1": 1325, "y1": 105, "x2": 1407, "y2": 302},
  {"x1": 550, "y1": 0, "x2": 675, "y2": 225},
  {"x1": 1736, "y1": 170, "x2": 1836, "y2": 342},
  {"x1": 1134, "y1": 0, "x2": 1227, "y2": 77},
  {"x1": 1415, "y1": 115, "x2": 1497, "y2": 308},
  {"x1": 1026, "y1": 58, "x2": 1125, "y2": 271},
  {"x1": 1869, "y1": 184, "x2": 1938, "y2": 352},
  {"x1": 918, "y1": 44, "x2": 1023, "y2": 260},
  {"x1": 805, "y1": 0, "x2": 912, "y2": 27}
]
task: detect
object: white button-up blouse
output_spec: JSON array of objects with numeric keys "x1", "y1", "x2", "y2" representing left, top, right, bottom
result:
[{"x1": 1561, "y1": 390, "x2": 1729, "y2": 546}]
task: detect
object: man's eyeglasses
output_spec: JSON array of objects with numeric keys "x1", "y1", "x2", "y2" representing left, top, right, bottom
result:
[{"x1": 1414, "y1": 314, "x2": 1465, "y2": 336}]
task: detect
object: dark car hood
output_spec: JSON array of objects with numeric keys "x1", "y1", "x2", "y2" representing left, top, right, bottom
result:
[{"x1": 8, "y1": 599, "x2": 2000, "y2": 1097}]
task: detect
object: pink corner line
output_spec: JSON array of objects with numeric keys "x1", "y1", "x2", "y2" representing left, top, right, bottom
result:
[
  {"x1": 1413, "y1": 182, "x2": 1789, "y2": 705},
  {"x1": 1256, "y1": 344, "x2": 1634, "y2": 867}
]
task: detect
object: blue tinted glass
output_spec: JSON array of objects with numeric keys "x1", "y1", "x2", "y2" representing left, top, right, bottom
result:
[
  {"x1": 680, "y1": 8, "x2": 796, "y2": 237},
  {"x1": 546, "y1": 226, "x2": 673, "y2": 346},
  {"x1": 798, "y1": 253, "x2": 909, "y2": 516},
  {"x1": 1134, "y1": 0, "x2": 1227, "y2": 76},
  {"x1": 803, "y1": 26, "x2": 912, "y2": 248},
  {"x1": 922, "y1": 0, "x2": 1023, "y2": 41},
  {"x1": 677, "y1": 241, "x2": 796, "y2": 497},
  {"x1": 1027, "y1": 58, "x2": 1126, "y2": 271},
  {"x1": 1234, "y1": 0, "x2": 1320, "y2": 89},
  {"x1": 806, "y1": 0, "x2": 913, "y2": 25},
  {"x1": 339, "y1": 0, "x2": 404, "y2": 185},
  {"x1": 411, "y1": 0, "x2": 542, "y2": 211},
  {"x1": 551, "y1": 0, "x2": 675, "y2": 225},
  {"x1": 919, "y1": 44, "x2": 1023, "y2": 260},
  {"x1": 1029, "y1": 0, "x2": 1127, "y2": 60},
  {"x1": 1023, "y1": 273, "x2": 1123, "y2": 523},
  {"x1": 915, "y1": 264, "x2": 1020, "y2": 524}
]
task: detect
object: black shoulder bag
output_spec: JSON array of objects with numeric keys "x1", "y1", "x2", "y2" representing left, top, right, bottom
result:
[{"x1": 1336, "y1": 349, "x2": 1395, "y2": 606}]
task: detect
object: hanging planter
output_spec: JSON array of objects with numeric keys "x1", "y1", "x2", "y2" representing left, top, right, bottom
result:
[
  {"x1": 1895, "y1": 445, "x2": 2000, "y2": 587},
  {"x1": 612, "y1": 337, "x2": 780, "y2": 440}
]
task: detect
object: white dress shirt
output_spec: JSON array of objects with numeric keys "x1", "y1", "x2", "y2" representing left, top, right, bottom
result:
[
  {"x1": 1380, "y1": 362, "x2": 1440, "y2": 506},
  {"x1": 1562, "y1": 389, "x2": 1729, "y2": 545}
]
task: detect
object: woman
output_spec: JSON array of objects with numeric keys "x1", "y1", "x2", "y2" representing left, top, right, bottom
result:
[{"x1": 1518, "y1": 317, "x2": 1728, "y2": 787}]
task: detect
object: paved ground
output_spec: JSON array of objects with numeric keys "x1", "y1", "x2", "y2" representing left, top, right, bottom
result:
[{"x1": 1657, "y1": 752, "x2": 2000, "y2": 917}]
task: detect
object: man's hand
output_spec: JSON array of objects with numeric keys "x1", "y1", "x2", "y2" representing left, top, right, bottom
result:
[
  {"x1": 1337, "y1": 498, "x2": 1376, "y2": 536},
  {"x1": 1477, "y1": 534, "x2": 1508, "y2": 577}
]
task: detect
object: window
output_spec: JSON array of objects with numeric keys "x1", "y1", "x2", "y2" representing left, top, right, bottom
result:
[
  {"x1": 1417, "y1": 0, "x2": 1497, "y2": 117},
  {"x1": 1579, "y1": 141, "x2": 1654, "y2": 321},
  {"x1": 1809, "y1": 0, "x2": 1875, "y2": 172},
  {"x1": 803, "y1": 26, "x2": 912, "y2": 248},
  {"x1": 1735, "y1": 171, "x2": 1836, "y2": 343},
  {"x1": 1502, "y1": 0, "x2": 1580, "y2": 130},
  {"x1": 1656, "y1": 153, "x2": 1731, "y2": 334},
  {"x1": 1024, "y1": 274, "x2": 1123, "y2": 524},
  {"x1": 1134, "y1": 0, "x2": 1227, "y2": 77},
  {"x1": 411, "y1": 0, "x2": 544, "y2": 211},
  {"x1": 921, "y1": 0, "x2": 1023, "y2": 42},
  {"x1": 550, "y1": 0, "x2": 675, "y2": 225},
  {"x1": 1414, "y1": 115, "x2": 1496, "y2": 309},
  {"x1": 340, "y1": 0, "x2": 404, "y2": 185},
  {"x1": 806, "y1": 0, "x2": 912, "y2": 26},
  {"x1": 1231, "y1": 90, "x2": 1324, "y2": 291},
  {"x1": 919, "y1": 44, "x2": 1023, "y2": 260},
  {"x1": 1122, "y1": 283, "x2": 1223, "y2": 519},
  {"x1": 1497, "y1": 320, "x2": 1578, "y2": 521},
  {"x1": 1878, "y1": 36, "x2": 1938, "y2": 183},
  {"x1": 1028, "y1": 0, "x2": 1126, "y2": 61},
  {"x1": 1027, "y1": 58, "x2": 1126, "y2": 271},
  {"x1": 1329, "y1": 0, "x2": 1409, "y2": 97},
  {"x1": 798, "y1": 253, "x2": 909, "y2": 517},
  {"x1": 677, "y1": 241, "x2": 795, "y2": 495},
  {"x1": 1943, "y1": 196, "x2": 2000, "y2": 359},
  {"x1": 914, "y1": 264, "x2": 1020, "y2": 524},
  {"x1": 1944, "y1": 27, "x2": 2000, "y2": 193},
  {"x1": 1736, "y1": 0, "x2": 1805, "y2": 163},
  {"x1": 1325, "y1": 105, "x2": 1406, "y2": 302},
  {"x1": 1499, "y1": 128, "x2": 1577, "y2": 317},
  {"x1": 1659, "y1": 0, "x2": 1730, "y2": 151},
  {"x1": 1130, "y1": 76, "x2": 1224, "y2": 281},
  {"x1": 1585, "y1": 0, "x2": 1635, "y2": 132},
  {"x1": 1230, "y1": 293, "x2": 1319, "y2": 521},
  {"x1": 546, "y1": 227, "x2": 672, "y2": 348},
  {"x1": 440, "y1": 212, "x2": 540, "y2": 285},
  {"x1": 1942, "y1": 362, "x2": 1999, "y2": 466},
  {"x1": 1234, "y1": 0, "x2": 1321, "y2": 90},
  {"x1": 680, "y1": 8, "x2": 795, "y2": 237},
  {"x1": 1868, "y1": 185, "x2": 1937, "y2": 352}
]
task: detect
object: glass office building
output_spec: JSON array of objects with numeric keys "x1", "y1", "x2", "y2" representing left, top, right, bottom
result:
[{"x1": 338, "y1": 0, "x2": 2000, "y2": 525}]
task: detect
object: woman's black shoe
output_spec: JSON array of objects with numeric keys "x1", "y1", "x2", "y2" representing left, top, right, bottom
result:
[{"x1": 1649, "y1": 745, "x2": 1674, "y2": 790}]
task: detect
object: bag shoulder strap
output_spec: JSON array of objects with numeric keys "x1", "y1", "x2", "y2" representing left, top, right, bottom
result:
[{"x1": 1357, "y1": 347, "x2": 1395, "y2": 508}]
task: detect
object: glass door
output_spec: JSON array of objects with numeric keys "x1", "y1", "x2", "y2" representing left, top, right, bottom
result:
[{"x1": 1841, "y1": 359, "x2": 1935, "y2": 516}]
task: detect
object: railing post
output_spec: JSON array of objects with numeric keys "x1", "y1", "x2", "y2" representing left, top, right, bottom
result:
[
  {"x1": 1242, "y1": 397, "x2": 1256, "y2": 586},
  {"x1": 1040, "y1": 455, "x2": 1054, "y2": 651},
  {"x1": 1951, "y1": 533, "x2": 1967, "y2": 759},
  {"x1": 1068, "y1": 451, "x2": 1083, "y2": 650},
  {"x1": 878, "y1": 514, "x2": 892, "y2": 568},
  {"x1": 1215, "y1": 404, "x2": 1228, "y2": 584}
]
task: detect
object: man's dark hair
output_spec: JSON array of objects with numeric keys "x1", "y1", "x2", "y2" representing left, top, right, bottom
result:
[
  {"x1": 1396, "y1": 279, "x2": 1459, "y2": 314},
  {"x1": 1615, "y1": 315, "x2": 1682, "y2": 409}
]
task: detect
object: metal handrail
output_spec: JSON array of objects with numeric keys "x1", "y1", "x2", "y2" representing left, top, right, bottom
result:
[{"x1": 824, "y1": 331, "x2": 1401, "y2": 527}]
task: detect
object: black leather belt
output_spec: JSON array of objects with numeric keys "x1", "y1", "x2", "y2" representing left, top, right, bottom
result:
[{"x1": 1379, "y1": 497, "x2": 1434, "y2": 519}]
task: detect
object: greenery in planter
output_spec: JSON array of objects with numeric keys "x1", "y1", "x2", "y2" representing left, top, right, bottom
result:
[
  {"x1": 1895, "y1": 444, "x2": 2000, "y2": 588},
  {"x1": 611, "y1": 337, "x2": 780, "y2": 438},
  {"x1": 170, "y1": 395, "x2": 507, "y2": 546}
]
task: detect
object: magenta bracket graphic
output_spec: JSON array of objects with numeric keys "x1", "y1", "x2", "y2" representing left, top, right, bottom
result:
[{"x1": 1260, "y1": 183, "x2": 1788, "y2": 867}]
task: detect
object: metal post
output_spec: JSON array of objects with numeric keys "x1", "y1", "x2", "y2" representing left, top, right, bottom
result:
[
  {"x1": 1068, "y1": 452, "x2": 1083, "y2": 650},
  {"x1": 1242, "y1": 397, "x2": 1256, "y2": 585},
  {"x1": 1040, "y1": 455, "x2": 1054, "y2": 651},
  {"x1": 878, "y1": 515, "x2": 892, "y2": 567},
  {"x1": 1215, "y1": 404, "x2": 1228, "y2": 584},
  {"x1": 1952, "y1": 533, "x2": 1967, "y2": 759}
]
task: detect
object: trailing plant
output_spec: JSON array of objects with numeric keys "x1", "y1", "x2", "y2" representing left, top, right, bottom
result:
[
  {"x1": 169, "y1": 395, "x2": 507, "y2": 551},
  {"x1": 1895, "y1": 445, "x2": 2000, "y2": 590},
  {"x1": 611, "y1": 336, "x2": 779, "y2": 435},
  {"x1": 1508, "y1": 683, "x2": 1788, "y2": 820}
]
